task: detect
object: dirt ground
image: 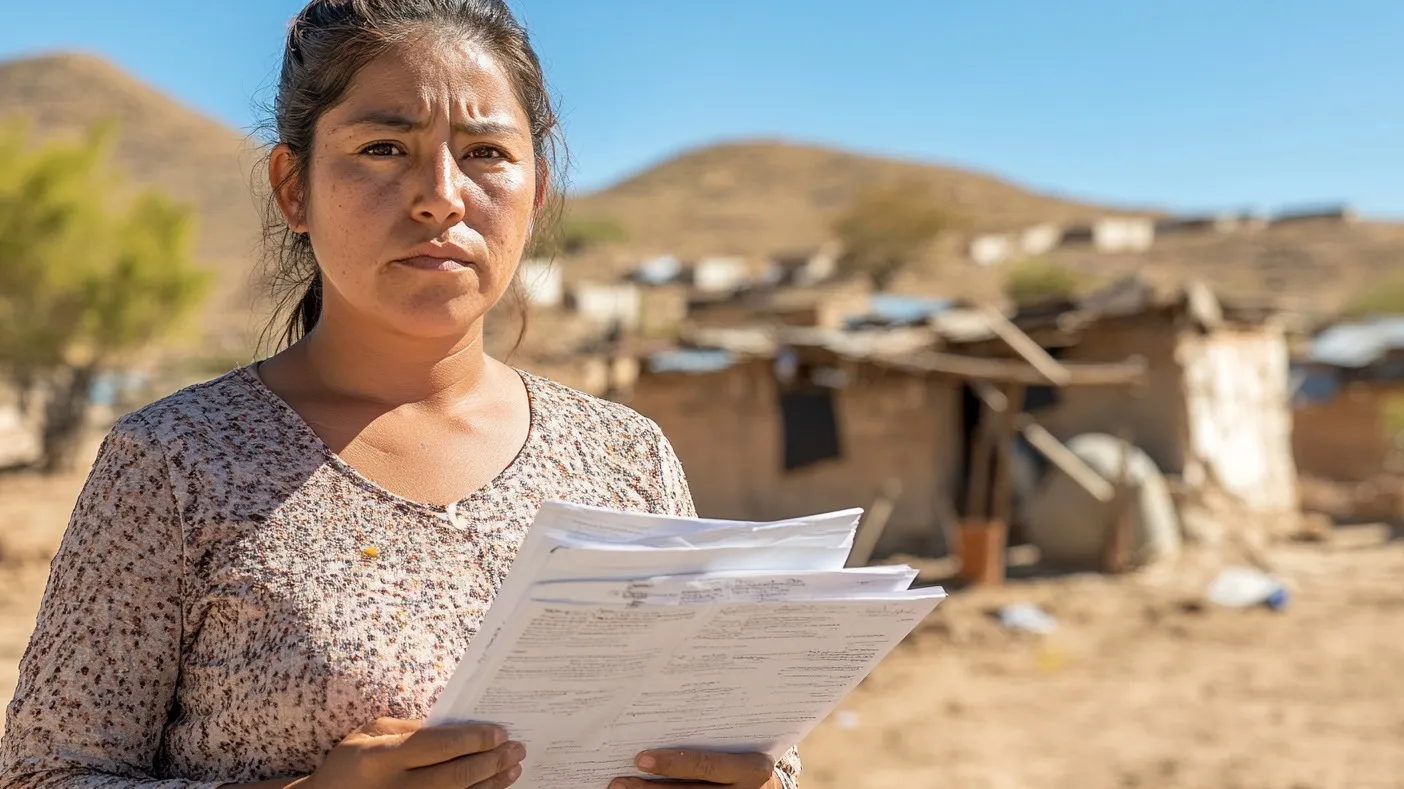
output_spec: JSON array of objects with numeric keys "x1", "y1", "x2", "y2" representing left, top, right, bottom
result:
[{"x1": 2, "y1": 442, "x2": 1403, "y2": 789}]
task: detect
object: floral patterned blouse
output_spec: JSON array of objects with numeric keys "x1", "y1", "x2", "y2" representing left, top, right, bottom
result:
[{"x1": 0, "y1": 366, "x2": 800, "y2": 788}]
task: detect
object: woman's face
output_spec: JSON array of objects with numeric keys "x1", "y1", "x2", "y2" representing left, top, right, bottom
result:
[{"x1": 276, "y1": 38, "x2": 539, "y2": 340}]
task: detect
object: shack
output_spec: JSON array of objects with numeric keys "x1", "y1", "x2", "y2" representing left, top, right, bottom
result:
[
  {"x1": 624, "y1": 329, "x2": 960, "y2": 558},
  {"x1": 606, "y1": 275, "x2": 1297, "y2": 569},
  {"x1": 969, "y1": 276, "x2": 1299, "y2": 515},
  {"x1": 1292, "y1": 317, "x2": 1404, "y2": 482},
  {"x1": 619, "y1": 316, "x2": 1146, "y2": 563}
]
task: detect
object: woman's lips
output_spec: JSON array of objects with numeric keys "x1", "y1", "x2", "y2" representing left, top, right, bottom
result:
[{"x1": 396, "y1": 255, "x2": 473, "y2": 272}]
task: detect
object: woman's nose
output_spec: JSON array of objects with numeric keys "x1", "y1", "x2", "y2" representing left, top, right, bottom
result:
[{"x1": 411, "y1": 144, "x2": 467, "y2": 227}]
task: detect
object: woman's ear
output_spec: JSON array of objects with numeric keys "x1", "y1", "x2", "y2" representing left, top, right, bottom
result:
[{"x1": 269, "y1": 143, "x2": 309, "y2": 233}]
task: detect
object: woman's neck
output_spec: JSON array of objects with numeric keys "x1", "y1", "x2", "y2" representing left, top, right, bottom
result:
[{"x1": 287, "y1": 307, "x2": 493, "y2": 409}]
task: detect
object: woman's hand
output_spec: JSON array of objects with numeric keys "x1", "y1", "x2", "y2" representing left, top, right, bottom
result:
[
  {"x1": 610, "y1": 749, "x2": 779, "y2": 789},
  {"x1": 298, "y1": 718, "x2": 525, "y2": 789}
]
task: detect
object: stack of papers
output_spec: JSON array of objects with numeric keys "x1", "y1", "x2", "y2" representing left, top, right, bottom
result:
[{"x1": 427, "y1": 501, "x2": 946, "y2": 788}]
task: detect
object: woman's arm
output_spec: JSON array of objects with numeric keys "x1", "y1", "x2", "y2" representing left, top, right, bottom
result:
[
  {"x1": 649, "y1": 419, "x2": 698, "y2": 519},
  {"x1": 0, "y1": 417, "x2": 223, "y2": 789}
]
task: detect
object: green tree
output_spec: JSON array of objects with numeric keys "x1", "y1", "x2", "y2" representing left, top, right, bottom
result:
[
  {"x1": 0, "y1": 122, "x2": 208, "y2": 473},
  {"x1": 831, "y1": 181, "x2": 949, "y2": 291},
  {"x1": 524, "y1": 203, "x2": 628, "y2": 259},
  {"x1": 1003, "y1": 257, "x2": 1084, "y2": 307},
  {"x1": 1342, "y1": 272, "x2": 1404, "y2": 317}
]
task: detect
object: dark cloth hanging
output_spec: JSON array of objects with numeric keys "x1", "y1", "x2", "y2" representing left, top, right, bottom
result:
[{"x1": 778, "y1": 386, "x2": 842, "y2": 471}]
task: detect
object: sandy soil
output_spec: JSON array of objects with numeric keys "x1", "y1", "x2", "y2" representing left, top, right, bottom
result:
[{"x1": 2, "y1": 445, "x2": 1402, "y2": 789}]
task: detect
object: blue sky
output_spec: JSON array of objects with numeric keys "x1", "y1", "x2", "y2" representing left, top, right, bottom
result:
[{"x1": 3, "y1": 1, "x2": 1401, "y2": 216}]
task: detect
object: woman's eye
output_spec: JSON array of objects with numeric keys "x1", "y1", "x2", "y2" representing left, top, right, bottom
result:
[
  {"x1": 360, "y1": 142, "x2": 402, "y2": 157},
  {"x1": 466, "y1": 146, "x2": 508, "y2": 160}
]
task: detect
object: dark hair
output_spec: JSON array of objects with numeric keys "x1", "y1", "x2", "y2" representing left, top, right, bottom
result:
[{"x1": 258, "y1": 0, "x2": 563, "y2": 351}]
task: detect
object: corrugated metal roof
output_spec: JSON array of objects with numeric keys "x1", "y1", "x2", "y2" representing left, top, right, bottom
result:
[
  {"x1": 861, "y1": 294, "x2": 955, "y2": 325},
  {"x1": 779, "y1": 326, "x2": 936, "y2": 358},
  {"x1": 647, "y1": 348, "x2": 737, "y2": 374},
  {"x1": 1307, "y1": 317, "x2": 1404, "y2": 368}
]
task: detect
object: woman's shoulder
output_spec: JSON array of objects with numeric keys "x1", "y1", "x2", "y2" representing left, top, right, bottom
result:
[
  {"x1": 111, "y1": 366, "x2": 281, "y2": 451},
  {"x1": 520, "y1": 370, "x2": 692, "y2": 513},
  {"x1": 521, "y1": 370, "x2": 666, "y2": 444}
]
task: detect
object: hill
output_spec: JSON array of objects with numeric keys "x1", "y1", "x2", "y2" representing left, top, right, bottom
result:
[
  {"x1": 2, "y1": 52, "x2": 1399, "y2": 343},
  {"x1": 1040, "y1": 218, "x2": 1404, "y2": 317},
  {"x1": 568, "y1": 142, "x2": 1404, "y2": 316},
  {"x1": 0, "y1": 53, "x2": 265, "y2": 349},
  {"x1": 568, "y1": 140, "x2": 1133, "y2": 261}
]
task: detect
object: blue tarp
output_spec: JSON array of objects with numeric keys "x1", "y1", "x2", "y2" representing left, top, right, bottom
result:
[
  {"x1": 1307, "y1": 317, "x2": 1404, "y2": 369},
  {"x1": 851, "y1": 294, "x2": 955, "y2": 327},
  {"x1": 648, "y1": 348, "x2": 736, "y2": 374}
]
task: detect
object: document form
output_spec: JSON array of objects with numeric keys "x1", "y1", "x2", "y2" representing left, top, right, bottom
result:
[{"x1": 427, "y1": 501, "x2": 946, "y2": 788}]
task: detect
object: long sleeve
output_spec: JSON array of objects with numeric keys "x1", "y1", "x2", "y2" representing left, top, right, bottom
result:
[
  {"x1": 648, "y1": 421, "x2": 803, "y2": 788},
  {"x1": 0, "y1": 415, "x2": 223, "y2": 789},
  {"x1": 649, "y1": 419, "x2": 697, "y2": 519},
  {"x1": 773, "y1": 747, "x2": 802, "y2": 789}
]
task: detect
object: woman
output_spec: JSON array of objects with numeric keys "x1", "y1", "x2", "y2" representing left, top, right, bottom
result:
[{"x1": 0, "y1": 2, "x2": 799, "y2": 788}]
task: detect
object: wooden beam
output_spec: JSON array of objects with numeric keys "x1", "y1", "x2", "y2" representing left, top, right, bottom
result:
[
  {"x1": 990, "y1": 383, "x2": 1027, "y2": 528},
  {"x1": 847, "y1": 479, "x2": 903, "y2": 567},
  {"x1": 891, "y1": 351, "x2": 1147, "y2": 387},
  {"x1": 935, "y1": 493, "x2": 963, "y2": 559},
  {"x1": 964, "y1": 402, "x2": 997, "y2": 521},
  {"x1": 979, "y1": 305, "x2": 1073, "y2": 386},
  {"x1": 1101, "y1": 425, "x2": 1138, "y2": 574},
  {"x1": 970, "y1": 378, "x2": 1117, "y2": 505},
  {"x1": 1017, "y1": 420, "x2": 1115, "y2": 503},
  {"x1": 969, "y1": 380, "x2": 1007, "y2": 413}
]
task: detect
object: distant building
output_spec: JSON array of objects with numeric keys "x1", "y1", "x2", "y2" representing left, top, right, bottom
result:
[
  {"x1": 631, "y1": 254, "x2": 684, "y2": 286},
  {"x1": 1271, "y1": 203, "x2": 1357, "y2": 226},
  {"x1": 516, "y1": 259, "x2": 563, "y2": 307},
  {"x1": 969, "y1": 234, "x2": 1016, "y2": 266},
  {"x1": 691, "y1": 257, "x2": 749, "y2": 294},
  {"x1": 1155, "y1": 211, "x2": 1265, "y2": 236},
  {"x1": 687, "y1": 281, "x2": 873, "y2": 332},
  {"x1": 767, "y1": 242, "x2": 841, "y2": 287},
  {"x1": 638, "y1": 285, "x2": 690, "y2": 338},
  {"x1": 1019, "y1": 223, "x2": 1063, "y2": 256},
  {"x1": 1091, "y1": 217, "x2": 1155, "y2": 253},
  {"x1": 572, "y1": 281, "x2": 642, "y2": 330},
  {"x1": 1292, "y1": 316, "x2": 1404, "y2": 482}
]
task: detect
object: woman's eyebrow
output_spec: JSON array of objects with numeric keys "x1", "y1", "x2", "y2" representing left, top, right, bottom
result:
[{"x1": 340, "y1": 111, "x2": 523, "y2": 137}]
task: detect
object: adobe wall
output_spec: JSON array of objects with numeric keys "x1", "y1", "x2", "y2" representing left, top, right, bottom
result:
[
  {"x1": 628, "y1": 361, "x2": 962, "y2": 558},
  {"x1": 1294, "y1": 382, "x2": 1404, "y2": 482},
  {"x1": 1030, "y1": 317, "x2": 1190, "y2": 474}
]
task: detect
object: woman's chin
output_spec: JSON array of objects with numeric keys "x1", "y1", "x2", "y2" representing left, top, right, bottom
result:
[{"x1": 381, "y1": 297, "x2": 493, "y2": 340}]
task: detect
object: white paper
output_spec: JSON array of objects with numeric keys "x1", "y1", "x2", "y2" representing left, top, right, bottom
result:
[
  {"x1": 432, "y1": 502, "x2": 864, "y2": 716},
  {"x1": 529, "y1": 566, "x2": 921, "y2": 605},
  {"x1": 447, "y1": 591, "x2": 944, "y2": 787},
  {"x1": 425, "y1": 501, "x2": 946, "y2": 789}
]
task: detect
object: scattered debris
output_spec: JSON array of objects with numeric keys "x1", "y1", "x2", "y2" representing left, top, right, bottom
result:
[
  {"x1": 834, "y1": 710, "x2": 860, "y2": 730},
  {"x1": 1205, "y1": 566, "x2": 1290, "y2": 611},
  {"x1": 997, "y1": 602, "x2": 1058, "y2": 634}
]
